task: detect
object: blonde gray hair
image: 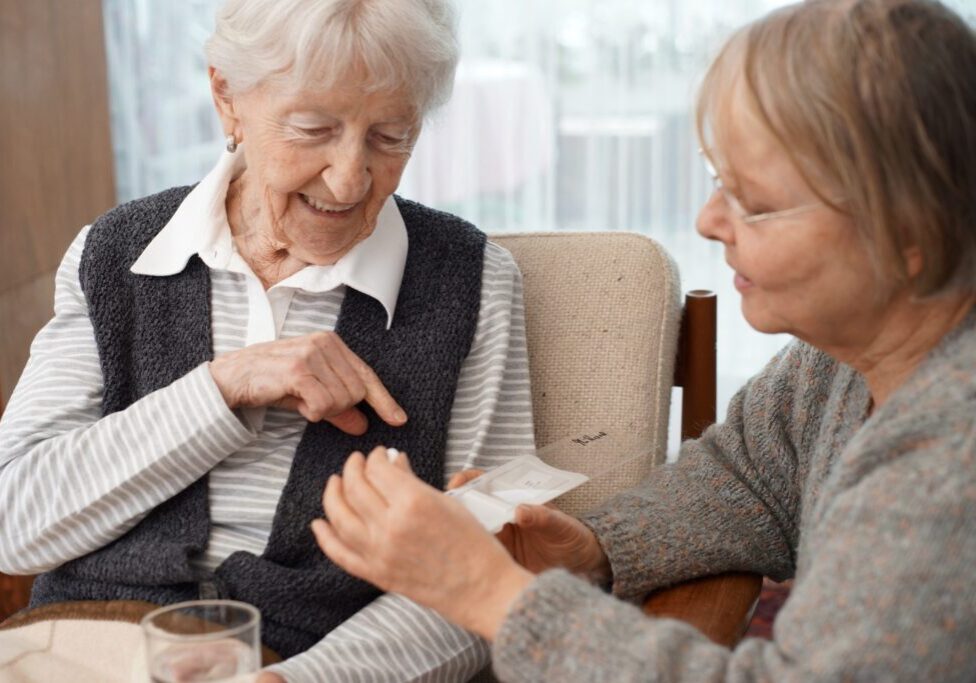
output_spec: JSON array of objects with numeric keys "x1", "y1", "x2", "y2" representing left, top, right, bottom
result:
[
  {"x1": 697, "y1": 0, "x2": 976, "y2": 297},
  {"x1": 205, "y1": 0, "x2": 459, "y2": 117}
]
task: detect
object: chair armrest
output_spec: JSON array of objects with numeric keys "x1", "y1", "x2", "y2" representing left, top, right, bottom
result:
[
  {"x1": 0, "y1": 574, "x2": 34, "y2": 623},
  {"x1": 642, "y1": 572, "x2": 762, "y2": 647}
]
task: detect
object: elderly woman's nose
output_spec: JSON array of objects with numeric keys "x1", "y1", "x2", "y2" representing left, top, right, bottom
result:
[
  {"x1": 322, "y1": 145, "x2": 371, "y2": 203},
  {"x1": 696, "y1": 191, "x2": 734, "y2": 245}
]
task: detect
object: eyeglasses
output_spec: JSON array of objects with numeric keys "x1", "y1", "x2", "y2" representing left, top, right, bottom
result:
[{"x1": 700, "y1": 150, "x2": 828, "y2": 225}]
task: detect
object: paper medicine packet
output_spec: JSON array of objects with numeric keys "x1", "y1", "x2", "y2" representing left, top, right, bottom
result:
[
  {"x1": 446, "y1": 429, "x2": 654, "y2": 532},
  {"x1": 446, "y1": 454, "x2": 589, "y2": 533}
]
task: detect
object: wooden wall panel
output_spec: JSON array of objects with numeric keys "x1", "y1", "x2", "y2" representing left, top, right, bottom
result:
[
  {"x1": 0, "y1": 0, "x2": 115, "y2": 402},
  {"x1": 0, "y1": 0, "x2": 115, "y2": 616}
]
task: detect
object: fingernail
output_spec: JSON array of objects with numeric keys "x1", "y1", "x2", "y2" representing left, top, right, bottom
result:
[
  {"x1": 386, "y1": 448, "x2": 399, "y2": 463},
  {"x1": 394, "y1": 409, "x2": 407, "y2": 423}
]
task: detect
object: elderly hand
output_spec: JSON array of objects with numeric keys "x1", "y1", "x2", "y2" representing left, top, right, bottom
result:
[
  {"x1": 448, "y1": 470, "x2": 611, "y2": 581},
  {"x1": 312, "y1": 447, "x2": 534, "y2": 641},
  {"x1": 209, "y1": 331, "x2": 405, "y2": 435}
]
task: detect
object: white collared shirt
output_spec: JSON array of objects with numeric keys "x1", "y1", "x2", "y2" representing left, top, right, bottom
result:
[
  {"x1": 132, "y1": 145, "x2": 407, "y2": 335},
  {"x1": 0, "y1": 149, "x2": 535, "y2": 682}
]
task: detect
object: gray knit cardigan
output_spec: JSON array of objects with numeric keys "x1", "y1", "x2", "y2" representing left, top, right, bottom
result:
[{"x1": 494, "y1": 308, "x2": 976, "y2": 682}]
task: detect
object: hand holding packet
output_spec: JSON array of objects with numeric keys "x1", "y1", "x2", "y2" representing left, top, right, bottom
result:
[
  {"x1": 445, "y1": 429, "x2": 652, "y2": 533},
  {"x1": 445, "y1": 454, "x2": 589, "y2": 533}
]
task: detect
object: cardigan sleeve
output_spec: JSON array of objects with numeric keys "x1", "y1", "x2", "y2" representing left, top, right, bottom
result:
[
  {"x1": 493, "y1": 413, "x2": 976, "y2": 682},
  {"x1": 577, "y1": 340, "x2": 839, "y2": 600}
]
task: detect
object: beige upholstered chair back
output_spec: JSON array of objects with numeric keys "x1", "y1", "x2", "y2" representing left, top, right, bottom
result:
[{"x1": 489, "y1": 232, "x2": 682, "y2": 516}]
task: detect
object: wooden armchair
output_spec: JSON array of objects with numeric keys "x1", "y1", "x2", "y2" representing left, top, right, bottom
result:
[
  {"x1": 490, "y1": 233, "x2": 760, "y2": 650},
  {"x1": 0, "y1": 234, "x2": 761, "y2": 650}
]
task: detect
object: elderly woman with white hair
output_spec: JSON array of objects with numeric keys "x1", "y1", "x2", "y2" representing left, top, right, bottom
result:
[
  {"x1": 0, "y1": 0, "x2": 534, "y2": 680},
  {"x1": 313, "y1": 0, "x2": 976, "y2": 680}
]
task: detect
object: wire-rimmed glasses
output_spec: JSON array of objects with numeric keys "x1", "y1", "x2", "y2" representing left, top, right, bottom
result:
[{"x1": 700, "y1": 150, "x2": 829, "y2": 225}]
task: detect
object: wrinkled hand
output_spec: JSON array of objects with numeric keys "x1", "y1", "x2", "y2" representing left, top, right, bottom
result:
[
  {"x1": 448, "y1": 469, "x2": 611, "y2": 581},
  {"x1": 313, "y1": 448, "x2": 534, "y2": 641},
  {"x1": 209, "y1": 331, "x2": 406, "y2": 435}
]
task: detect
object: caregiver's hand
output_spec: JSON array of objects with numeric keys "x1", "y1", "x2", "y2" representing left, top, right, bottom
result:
[
  {"x1": 313, "y1": 448, "x2": 534, "y2": 641},
  {"x1": 209, "y1": 331, "x2": 406, "y2": 435},
  {"x1": 448, "y1": 469, "x2": 612, "y2": 582}
]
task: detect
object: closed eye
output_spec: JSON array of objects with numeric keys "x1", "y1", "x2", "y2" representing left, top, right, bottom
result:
[
  {"x1": 725, "y1": 182, "x2": 773, "y2": 216},
  {"x1": 371, "y1": 131, "x2": 414, "y2": 153},
  {"x1": 296, "y1": 126, "x2": 334, "y2": 137},
  {"x1": 742, "y1": 200, "x2": 775, "y2": 215}
]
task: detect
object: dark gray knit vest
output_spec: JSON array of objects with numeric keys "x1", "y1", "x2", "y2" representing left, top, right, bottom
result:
[{"x1": 29, "y1": 186, "x2": 486, "y2": 658}]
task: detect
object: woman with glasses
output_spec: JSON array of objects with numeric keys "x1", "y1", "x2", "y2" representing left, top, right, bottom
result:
[{"x1": 311, "y1": 0, "x2": 976, "y2": 680}]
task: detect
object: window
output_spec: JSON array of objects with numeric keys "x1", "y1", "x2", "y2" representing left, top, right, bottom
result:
[{"x1": 102, "y1": 0, "x2": 976, "y2": 454}]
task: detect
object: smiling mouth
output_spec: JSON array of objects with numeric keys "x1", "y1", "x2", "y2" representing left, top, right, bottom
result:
[{"x1": 299, "y1": 193, "x2": 356, "y2": 215}]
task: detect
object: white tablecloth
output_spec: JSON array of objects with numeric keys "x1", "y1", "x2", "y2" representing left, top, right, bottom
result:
[{"x1": 0, "y1": 619, "x2": 257, "y2": 683}]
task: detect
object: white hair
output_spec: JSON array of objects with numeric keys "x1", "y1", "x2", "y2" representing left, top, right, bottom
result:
[{"x1": 204, "y1": 0, "x2": 459, "y2": 117}]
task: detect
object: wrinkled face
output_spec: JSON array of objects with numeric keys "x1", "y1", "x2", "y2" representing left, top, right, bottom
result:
[
  {"x1": 218, "y1": 74, "x2": 419, "y2": 264},
  {"x1": 695, "y1": 86, "x2": 901, "y2": 350}
]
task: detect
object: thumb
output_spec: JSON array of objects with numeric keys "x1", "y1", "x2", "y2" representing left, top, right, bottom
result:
[
  {"x1": 386, "y1": 447, "x2": 414, "y2": 473},
  {"x1": 514, "y1": 504, "x2": 551, "y2": 527}
]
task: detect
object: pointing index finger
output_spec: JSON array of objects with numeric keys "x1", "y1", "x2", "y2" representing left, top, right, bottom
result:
[{"x1": 339, "y1": 344, "x2": 407, "y2": 427}]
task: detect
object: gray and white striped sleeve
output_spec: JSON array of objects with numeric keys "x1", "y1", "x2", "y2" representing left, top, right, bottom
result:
[
  {"x1": 0, "y1": 227, "x2": 254, "y2": 575},
  {"x1": 266, "y1": 242, "x2": 536, "y2": 682}
]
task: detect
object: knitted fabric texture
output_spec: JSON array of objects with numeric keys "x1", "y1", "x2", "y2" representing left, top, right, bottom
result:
[
  {"x1": 493, "y1": 309, "x2": 976, "y2": 681},
  {"x1": 30, "y1": 188, "x2": 487, "y2": 659}
]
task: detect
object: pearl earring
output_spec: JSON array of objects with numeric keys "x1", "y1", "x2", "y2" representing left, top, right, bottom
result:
[{"x1": 225, "y1": 134, "x2": 238, "y2": 153}]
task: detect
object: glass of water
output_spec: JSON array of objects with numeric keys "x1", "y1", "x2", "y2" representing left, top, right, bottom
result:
[{"x1": 141, "y1": 600, "x2": 261, "y2": 683}]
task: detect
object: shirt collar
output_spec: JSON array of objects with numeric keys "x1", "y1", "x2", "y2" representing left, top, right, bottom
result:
[{"x1": 130, "y1": 146, "x2": 408, "y2": 329}]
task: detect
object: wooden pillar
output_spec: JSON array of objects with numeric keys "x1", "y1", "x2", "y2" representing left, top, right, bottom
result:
[
  {"x1": 0, "y1": 0, "x2": 116, "y2": 403},
  {"x1": 0, "y1": 0, "x2": 116, "y2": 620}
]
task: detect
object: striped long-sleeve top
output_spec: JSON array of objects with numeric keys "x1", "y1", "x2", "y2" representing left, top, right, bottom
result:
[{"x1": 0, "y1": 184, "x2": 534, "y2": 681}]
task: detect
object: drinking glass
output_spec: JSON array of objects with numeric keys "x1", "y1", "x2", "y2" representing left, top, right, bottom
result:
[{"x1": 141, "y1": 600, "x2": 261, "y2": 683}]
